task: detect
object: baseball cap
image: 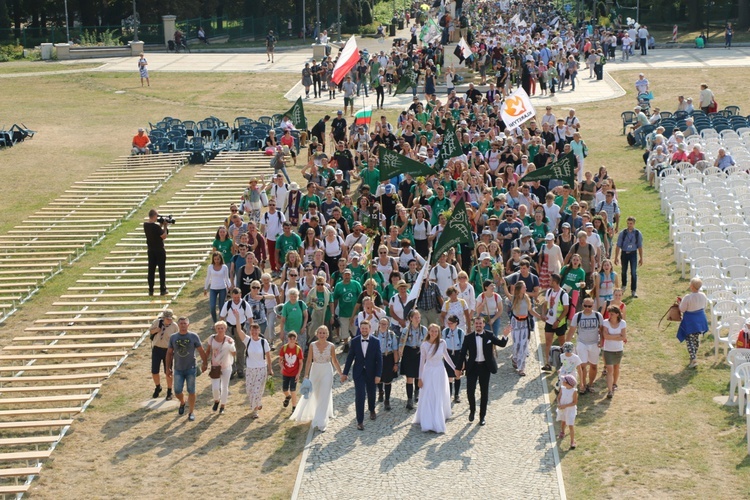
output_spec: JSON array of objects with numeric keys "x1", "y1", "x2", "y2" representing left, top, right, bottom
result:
[
  {"x1": 480, "y1": 252, "x2": 492, "y2": 261},
  {"x1": 335, "y1": 170, "x2": 343, "y2": 176},
  {"x1": 545, "y1": 233, "x2": 555, "y2": 241},
  {"x1": 585, "y1": 222, "x2": 594, "y2": 228},
  {"x1": 562, "y1": 342, "x2": 575, "y2": 353},
  {"x1": 162, "y1": 309, "x2": 174, "y2": 319},
  {"x1": 337, "y1": 110, "x2": 343, "y2": 115}
]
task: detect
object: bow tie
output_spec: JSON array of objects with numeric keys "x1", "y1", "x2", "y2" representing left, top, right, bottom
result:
[
  {"x1": 362, "y1": 339, "x2": 369, "y2": 343},
  {"x1": 476, "y1": 332, "x2": 484, "y2": 337}
]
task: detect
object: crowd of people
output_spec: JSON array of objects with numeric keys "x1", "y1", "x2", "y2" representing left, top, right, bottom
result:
[{"x1": 146, "y1": 1, "x2": 650, "y2": 446}]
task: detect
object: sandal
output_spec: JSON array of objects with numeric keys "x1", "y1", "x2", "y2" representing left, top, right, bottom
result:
[
  {"x1": 606, "y1": 390, "x2": 613, "y2": 399},
  {"x1": 557, "y1": 431, "x2": 565, "y2": 439},
  {"x1": 570, "y1": 442, "x2": 577, "y2": 450},
  {"x1": 518, "y1": 371, "x2": 526, "y2": 377}
]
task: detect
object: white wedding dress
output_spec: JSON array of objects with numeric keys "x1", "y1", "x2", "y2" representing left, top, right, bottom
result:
[
  {"x1": 412, "y1": 340, "x2": 455, "y2": 433},
  {"x1": 290, "y1": 341, "x2": 335, "y2": 431}
]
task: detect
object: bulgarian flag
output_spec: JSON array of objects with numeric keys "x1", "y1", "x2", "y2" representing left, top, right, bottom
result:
[
  {"x1": 331, "y1": 35, "x2": 360, "y2": 85},
  {"x1": 354, "y1": 106, "x2": 373, "y2": 127}
]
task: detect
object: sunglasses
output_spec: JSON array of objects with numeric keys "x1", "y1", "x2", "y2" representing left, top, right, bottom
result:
[
  {"x1": 583, "y1": 304, "x2": 593, "y2": 308},
  {"x1": 289, "y1": 274, "x2": 298, "y2": 277},
  {"x1": 251, "y1": 286, "x2": 260, "y2": 289}
]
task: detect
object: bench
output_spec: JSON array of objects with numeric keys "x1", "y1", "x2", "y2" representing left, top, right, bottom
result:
[
  {"x1": 14, "y1": 334, "x2": 141, "y2": 342},
  {"x1": 0, "y1": 466, "x2": 42, "y2": 477},
  {"x1": 0, "y1": 361, "x2": 117, "y2": 372},
  {"x1": 0, "y1": 408, "x2": 82, "y2": 417},
  {"x1": 0, "y1": 450, "x2": 52, "y2": 462},
  {"x1": 0, "y1": 419, "x2": 73, "y2": 430},
  {"x1": 25, "y1": 324, "x2": 149, "y2": 332},
  {"x1": 0, "y1": 383, "x2": 101, "y2": 392},
  {"x1": 5, "y1": 343, "x2": 131, "y2": 350},
  {"x1": 0, "y1": 373, "x2": 109, "y2": 383},
  {"x1": 59, "y1": 292, "x2": 173, "y2": 298},
  {"x1": 52, "y1": 301, "x2": 170, "y2": 306},
  {"x1": 44, "y1": 308, "x2": 165, "y2": 315},
  {"x1": 0, "y1": 484, "x2": 31, "y2": 495},
  {"x1": 0, "y1": 351, "x2": 127, "y2": 361},
  {"x1": 0, "y1": 276, "x2": 44, "y2": 282},
  {"x1": 34, "y1": 317, "x2": 153, "y2": 324},
  {"x1": 0, "y1": 437, "x2": 57, "y2": 447},
  {"x1": 0, "y1": 394, "x2": 91, "y2": 405}
]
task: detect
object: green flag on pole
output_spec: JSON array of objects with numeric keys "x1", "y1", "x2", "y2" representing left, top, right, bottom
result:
[
  {"x1": 436, "y1": 119, "x2": 462, "y2": 168},
  {"x1": 394, "y1": 66, "x2": 416, "y2": 95},
  {"x1": 370, "y1": 61, "x2": 381, "y2": 88},
  {"x1": 284, "y1": 97, "x2": 307, "y2": 130},
  {"x1": 431, "y1": 199, "x2": 474, "y2": 264},
  {"x1": 378, "y1": 146, "x2": 437, "y2": 181},
  {"x1": 519, "y1": 151, "x2": 577, "y2": 185}
]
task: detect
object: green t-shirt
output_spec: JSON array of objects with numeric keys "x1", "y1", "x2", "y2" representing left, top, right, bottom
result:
[
  {"x1": 560, "y1": 265, "x2": 586, "y2": 294},
  {"x1": 474, "y1": 139, "x2": 491, "y2": 154},
  {"x1": 300, "y1": 194, "x2": 321, "y2": 213},
  {"x1": 527, "y1": 144, "x2": 540, "y2": 163},
  {"x1": 334, "y1": 280, "x2": 363, "y2": 318},
  {"x1": 212, "y1": 238, "x2": 233, "y2": 266},
  {"x1": 428, "y1": 196, "x2": 452, "y2": 226},
  {"x1": 363, "y1": 271, "x2": 385, "y2": 294},
  {"x1": 492, "y1": 187, "x2": 507, "y2": 198},
  {"x1": 361, "y1": 168, "x2": 381, "y2": 191},
  {"x1": 470, "y1": 264, "x2": 493, "y2": 296},
  {"x1": 276, "y1": 232, "x2": 302, "y2": 262},
  {"x1": 440, "y1": 179, "x2": 457, "y2": 192},
  {"x1": 416, "y1": 112, "x2": 430, "y2": 125},
  {"x1": 347, "y1": 264, "x2": 367, "y2": 283},
  {"x1": 281, "y1": 300, "x2": 307, "y2": 334},
  {"x1": 486, "y1": 207, "x2": 504, "y2": 219},
  {"x1": 341, "y1": 206, "x2": 355, "y2": 228},
  {"x1": 529, "y1": 221, "x2": 549, "y2": 244},
  {"x1": 554, "y1": 195, "x2": 577, "y2": 214}
]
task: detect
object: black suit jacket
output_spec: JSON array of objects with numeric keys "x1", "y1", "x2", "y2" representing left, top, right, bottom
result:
[{"x1": 458, "y1": 331, "x2": 508, "y2": 375}]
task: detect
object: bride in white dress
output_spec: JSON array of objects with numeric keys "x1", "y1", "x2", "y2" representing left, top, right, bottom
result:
[
  {"x1": 291, "y1": 326, "x2": 343, "y2": 432},
  {"x1": 413, "y1": 323, "x2": 457, "y2": 433}
]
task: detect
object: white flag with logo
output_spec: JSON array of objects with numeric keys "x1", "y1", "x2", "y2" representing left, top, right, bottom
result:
[{"x1": 500, "y1": 87, "x2": 535, "y2": 130}]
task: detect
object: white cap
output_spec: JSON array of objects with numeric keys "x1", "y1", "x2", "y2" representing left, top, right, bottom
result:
[{"x1": 480, "y1": 252, "x2": 492, "y2": 261}]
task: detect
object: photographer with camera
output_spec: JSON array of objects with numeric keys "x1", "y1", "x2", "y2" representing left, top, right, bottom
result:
[
  {"x1": 144, "y1": 209, "x2": 171, "y2": 296},
  {"x1": 148, "y1": 309, "x2": 178, "y2": 400}
]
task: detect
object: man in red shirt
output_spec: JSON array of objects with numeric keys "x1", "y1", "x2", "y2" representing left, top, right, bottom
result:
[
  {"x1": 280, "y1": 331, "x2": 304, "y2": 411},
  {"x1": 132, "y1": 128, "x2": 151, "y2": 155}
]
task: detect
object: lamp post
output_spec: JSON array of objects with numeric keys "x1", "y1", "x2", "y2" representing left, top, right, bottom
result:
[
  {"x1": 337, "y1": 0, "x2": 342, "y2": 42},
  {"x1": 316, "y1": 0, "x2": 321, "y2": 42},
  {"x1": 303, "y1": 0, "x2": 306, "y2": 41},
  {"x1": 64, "y1": 0, "x2": 70, "y2": 42},
  {"x1": 132, "y1": 0, "x2": 139, "y2": 42}
]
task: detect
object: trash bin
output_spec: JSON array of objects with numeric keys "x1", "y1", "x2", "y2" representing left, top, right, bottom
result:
[
  {"x1": 398, "y1": 19, "x2": 405, "y2": 30},
  {"x1": 40, "y1": 43, "x2": 53, "y2": 60},
  {"x1": 389, "y1": 23, "x2": 396, "y2": 37}
]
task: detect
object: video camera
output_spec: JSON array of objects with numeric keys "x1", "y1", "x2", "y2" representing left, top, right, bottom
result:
[{"x1": 157, "y1": 214, "x2": 176, "y2": 224}]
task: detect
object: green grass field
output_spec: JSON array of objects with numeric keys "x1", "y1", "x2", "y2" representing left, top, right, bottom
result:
[{"x1": 1, "y1": 64, "x2": 750, "y2": 497}]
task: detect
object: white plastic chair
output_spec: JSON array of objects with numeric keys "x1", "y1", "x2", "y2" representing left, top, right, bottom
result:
[
  {"x1": 714, "y1": 246, "x2": 740, "y2": 261},
  {"x1": 723, "y1": 257, "x2": 750, "y2": 269},
  {"x1": 731, "y1": 279, "x2": 750, "y2": 295},
  {"x1": 716, "y1": 315, "x2": 745, "y2": 358},
  {"x1": 728, "y1": 350, "x2": 750, "y2": 405},
  {"x1": 694, "y1": 265, "x2": 723, "y2": 280},
  {"x1": 735, "y1": 362, "x2": 750, "y2": 417},
  {"x1": 701, "y1": 277, "x2": 729, "y2": 295},
  {"x1": 725, "y1": 265, "x2": 750, "y2": 280},
  {"x1": 683, "y1": 247, "x2": 714, "y2": 277}
]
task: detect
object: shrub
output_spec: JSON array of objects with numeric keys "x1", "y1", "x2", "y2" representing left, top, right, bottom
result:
[
  {"x1": 78, "y1": 29, "x2": 123, "y2": 47},
  {"x1": 0, "y1": 43, "x2": 24, "y2": 62}
]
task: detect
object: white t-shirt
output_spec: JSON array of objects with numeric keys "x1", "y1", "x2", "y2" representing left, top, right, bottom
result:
[
  {"x1": 243, "y1": 337, "x2": 268, "y2": 369},
  {"x1": 543, "y1": 203, "x2": 561, "y2": 231},
  {"x1": 559, "y1": 352, "x2": 582, "y2": 376},
  {"x1": 263, "y1": 210, "x2": 286, "y2": 241},
  {"x1": 431, "y1": 264, "x2": 457, "y2": 297},
  {"x1": 603, "y1": 320, "x2": 626, "y2": 352},
  {"x1": 270, "y1": 183, "x2": 290, "y2": 213}
]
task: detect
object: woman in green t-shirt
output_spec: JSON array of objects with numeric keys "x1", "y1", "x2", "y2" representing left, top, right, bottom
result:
[
  {"x1": 560, "y1": 253, "x2": 587, "y2": 313},
  {"x1": 212, "y1": 226, "x2": 234, "y2": 266}
]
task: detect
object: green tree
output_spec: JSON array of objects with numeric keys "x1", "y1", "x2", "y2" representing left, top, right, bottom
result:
[{"x1": 0, "y1": 0, "x2": 11, "y2": 31}]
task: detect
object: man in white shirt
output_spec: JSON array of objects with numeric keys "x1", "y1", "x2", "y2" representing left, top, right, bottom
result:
[
  {"x1": 540, "y1": 106, "x2": 556, "y2": 128},
  {"x1": 265, "y1": 173, "x2": 289, "y2": 214},
  {"x1": 638, "y1": 25, "x2": 649, "y2": 55},
  {"x1": 220, "y1": 288, "x2": 251, "y2": 378},
  {"x1": 430, "y1": 252, "x2": 458, "y2": 298},
  {"x1": 543, "y1": 192, "x2": 561, "y2": 232},
  {"x1": 261, "y1": 201, "x2": 286, "y2": 277},
  {"x1": 344, "y1": 222, "x2": 369, "y2": 251},
  {"x1": 564, "y1": 109, "x2": 580, "y2": 142},
  {"x1": 635, "y1": 73, "x2": 649, "y2": 94}
]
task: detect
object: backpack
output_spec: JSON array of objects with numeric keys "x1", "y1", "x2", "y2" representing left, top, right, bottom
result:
[
  {"x1": 626, "y1": 132, "x2": 636, "y2": 146},
  {"x1": 548, "y1": 345, "x2": 562, "y2": 370},
  {"x1": 439, "y1": 15, "x2": 447, "y2": 27},
  {"x1": 264, "y1": 210, "x2": 283, "y2": 225},
  {"x1": 596, "y1": 200, "x2": 618, "y2": 215},
  {"x1": 223, "y1": 298, "x2": 252, "y2": 322},
  {"x1": 431, "y1": 264, "x2": 456, "y2": 282},
  {"x1": 245, "y1": 335, "x2": 269, "y2": 358}
]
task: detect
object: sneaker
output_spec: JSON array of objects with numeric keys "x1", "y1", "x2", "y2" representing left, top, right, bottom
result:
[
  {"x1": 178, "y1": 404, "x2": 186, "y2": 415},
  {"x1": 453, "y1": 396, "x2": 460, "y2": 404},
  {"x1": 160, "y1": 289, "x2": 169, "y2": 296},
  {"x1": 212, "y1": 401, "x2": 219, "y2": 412},
  {"x1": 152, "y1": 385, "x2": 162, "y2": 399},
  {"x1": 219, "y1": 407, "x2": 225, "y2": 414},
  {"x1": 384, "y1": 400, "x2": 391, "y2": 411},
  {"x1": 406, "y1": 398, "x2": 414, "y2": 410},
  {"x1": 283, "y1": 396, "x2": 291, "y2": 408},
  {"x1": 378, "y1": 391, "x2": 384, "y2": 403},
  {"x1": 511, "y1": 360, "x2": 518, "y2": 369},
  {"x1": 188, "y1": 413, "x2": 195, "y2": 421},
  {"x1": 689, "y1": 359, "x2": 699, "y2": 368},
  {"x1": 165, "y1": 389, "x2": 173, "y2": 401},
  {"x1": 292, "y1": 406, "x2": 296, "y2": 412},
  {"x1": 606, "y1": 391, "x2": 614, "y2": 399}
]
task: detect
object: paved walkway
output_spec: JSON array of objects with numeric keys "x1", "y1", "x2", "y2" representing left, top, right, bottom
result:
[{"x1": 292, "y1": 329, "x2": 564, "y2": 500}]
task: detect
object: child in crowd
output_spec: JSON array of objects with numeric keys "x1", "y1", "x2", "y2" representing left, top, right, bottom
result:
[
  {"x1": 557, "y1": 374, "x2": 579, "y2": 450},
  {"x1": 280, "y1": 331, "x2": 304, "y2": 412}
]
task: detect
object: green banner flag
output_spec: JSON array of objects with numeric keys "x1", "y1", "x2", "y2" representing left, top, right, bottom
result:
[
  {"x1": 370, "y1": 61, "x2": 381, "y2": 88},
  {"x1": 520, "y1": 151, "x2": 577, "y2": 185},
  {"x1": 394, "y1": 66, "x2": 416, "y2": 95},
  {"x1": 436, "y1": 119, "x2": 462, "y2": 168},
  {"x1": 284, "y1": 97, "x2": 307, "y2": 130},
  {"x1": 378, "y1": 146, "x2": 437, "y2": 181},
  {"x1": 431, "y1": 199, "x2": 474, "y2": 264}
]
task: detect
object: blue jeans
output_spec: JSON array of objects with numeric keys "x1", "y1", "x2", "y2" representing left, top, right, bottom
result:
[
  {"x1": 357, "y1": 79, "x2": 368, "y2": 96},
  {"x1": 174, "y1": 367, "x2": 197, "y2": 395},
  {"x1": 621, "y1": 250, "x2": 639, "y2": 293},
  {"x1": 275, "y1": 165, "x2": 291, "y2": 183},
  {"x1": 209, "y1": 288, "x2": 227, "y2": 323},
  {"x1": 634, "y1": 124, "x2": 654, "y2": 148}
]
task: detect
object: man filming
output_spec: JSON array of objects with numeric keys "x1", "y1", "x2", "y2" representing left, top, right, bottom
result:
[{"x1": 144, "y1": 209, "x2": 169, "y2": 296}]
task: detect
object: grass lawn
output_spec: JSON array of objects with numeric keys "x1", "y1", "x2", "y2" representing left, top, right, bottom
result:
[
  {"x1": 0, "y1": 61, "x2": 104, "y2": 74},
  {"x1": 0, "y1": 65, "x2": 749, "y2": 497}
]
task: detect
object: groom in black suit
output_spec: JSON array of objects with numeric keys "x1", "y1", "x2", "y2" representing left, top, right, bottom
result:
[
  {"x1": 342, "y1": 322, "x2": 382, "y2": 430},
  {"x1": 456, "y1": 316, "x2": 509, "y2": 426}
]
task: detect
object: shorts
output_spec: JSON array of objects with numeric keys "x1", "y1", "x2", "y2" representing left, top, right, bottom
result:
[
  {"x1": 344, "y1": 97, "x2": 354, "y2": 106},
  {"x1": 603, "y1": 350, "x2": 623, "y2": 366},
  {"x1": 545, "y1": 322, "x2": 567, "y2": 337},
  {"x1": 283, "y1": 375, "x2": 298, "y2": 392},
  {"x1": 151, "y1": 346, "x2": 168, "y2": 374},
  {"x1": 576, "y1": 342, "x2": 601, "y2": 364},
  {"x1": 173, "y1": 367, "x2": 197, "y2": 395},
  {"x1": 597, "y1": 296, "x2": 612, "y2": 309}
]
